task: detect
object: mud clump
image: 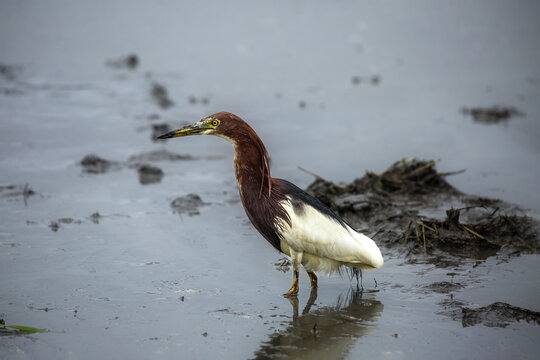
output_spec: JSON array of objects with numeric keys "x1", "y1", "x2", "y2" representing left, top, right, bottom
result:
[
  {"x1": 49, "y1": 221, "x2": 59, "y2": 232},
  {"x1": 106, "y1": 53, "x2": 139, "y2": 70},
  {"x1": 462, "y1": 106, "x2": 524, "y2": 124},
  {"x1": 306, "y1": 159, "x2": 461, "y2": 230},
  {"x1": 137, "y1": 164, "x2": 164, "y2": 185},
  {"x1": 461, "y1": 302, "x2": 540, "y2": 328},
  {"x1": 305, "y1": 158, "x2": 539, "y2": 261},
  {"x1": 347, "y1": 159, "x2": 460, "y2": 197},
  {"x1": 171, "y1": 194, "x2": 207, "y2": 216},
  {"x1": 89, "y1": 211, "x2": 102, "y2": 224},
  {"x1": 80, "y1": 155, "x2": 121, "y2": 174},
  {"x1": 308, "y1": 159, "x2": 460, "y2": 202},
  {"x1": 150, "y1": 82, "x2": 174, "y2": 109}
]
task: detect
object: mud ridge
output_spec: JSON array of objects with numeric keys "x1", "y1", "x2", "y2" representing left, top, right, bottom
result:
[{"x1": 306, "y1": 158, "x2": 539, "y2": 261}]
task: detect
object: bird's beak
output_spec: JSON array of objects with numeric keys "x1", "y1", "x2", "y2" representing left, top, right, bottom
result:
[{"x1": 157, "y1": 122, "x2": 210, "y2": 139}]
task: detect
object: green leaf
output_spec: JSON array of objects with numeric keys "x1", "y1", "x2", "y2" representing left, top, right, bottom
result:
[{"x1": 1, "y1": 324, "x2": 49, "y2": 334}]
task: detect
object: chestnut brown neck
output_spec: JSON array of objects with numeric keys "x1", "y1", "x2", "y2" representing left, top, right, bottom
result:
[{"x1": 231, "y1": 129, "x2": 272, "y2": 200}]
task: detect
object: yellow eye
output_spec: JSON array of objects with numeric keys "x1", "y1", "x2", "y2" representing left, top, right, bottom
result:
[{"x1": 210, "y1": 119, "x2": 219, "y2": 127}]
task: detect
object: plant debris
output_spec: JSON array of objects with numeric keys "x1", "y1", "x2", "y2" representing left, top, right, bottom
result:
[
  {"x1": 1, "y1": 319, "x2": 49, "y2": 336},
  {"x1": 171, "y1": 194, "x2": 208, "y2": 216},
  {"x1": 399, "y1": 209, "x2": 539, "y2": 258},
  {"x1": 305, "y1": 158, "x2": 539, "y2": 261},
  {"x1": 461, "y1": 302, "x2": 540, "y2": 328},
  {"x1": 461, "y1": 106, "x2": 524, "y2": 124}
]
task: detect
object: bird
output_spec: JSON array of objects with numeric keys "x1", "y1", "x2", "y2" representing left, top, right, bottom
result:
[{"x1": 158, "y1": 112, "x2": 383, "y2": 296}]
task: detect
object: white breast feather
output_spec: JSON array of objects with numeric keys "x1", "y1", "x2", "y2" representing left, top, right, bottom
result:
[{"x1": 277, "y1": 197, "x2": 383, "y2": 273}]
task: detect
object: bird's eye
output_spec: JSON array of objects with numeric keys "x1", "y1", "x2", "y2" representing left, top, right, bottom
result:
[{"x1": 210, "y1": 119, "x2": 220, "y2": 127}]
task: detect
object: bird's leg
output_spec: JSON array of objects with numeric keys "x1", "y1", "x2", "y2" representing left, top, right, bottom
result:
[
  {"x1": 283, "y1": 250, "x2": 302, "y2": 297},
  {"x1": 283, "y1": 270, "x2": 299, "y2": 297},
  {"x1": 307, "y1": 272, "x2": 318, "y2": 288}
]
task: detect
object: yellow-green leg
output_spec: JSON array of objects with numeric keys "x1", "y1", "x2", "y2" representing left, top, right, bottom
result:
[
  {"x1": 307, "y1": 271, "x2": 318, "y2": 288},
  {"x1": 283, "y1": 249, "x2": 302, "y2": 297},
  {"x1": 283, "y1": 270, "x2": 299, "y2": 297}
]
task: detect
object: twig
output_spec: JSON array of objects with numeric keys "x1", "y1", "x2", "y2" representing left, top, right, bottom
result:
[
  {"x1": 422, "y1": 224, "x2": 426, "y2": 252},
  {"x1": 416, "y1": 221, "x2": 436, "y2": 232},
  {"x1": 438, "y1": 169, "x2": 466, "y2": 177},
  {"x1": 297, "y1": 166, "x2": 324, "y2": 180},
  {"x1": 462, "y1": 225, "x2": 485, "y2": 239},
  {"x1": 408, "y1": 159, "x2": 439, "y2": 176}
]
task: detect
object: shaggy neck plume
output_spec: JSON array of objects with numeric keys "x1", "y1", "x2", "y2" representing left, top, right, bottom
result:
[{"x1": 229, "y1": 127, "x2": 272, "y2": 200}]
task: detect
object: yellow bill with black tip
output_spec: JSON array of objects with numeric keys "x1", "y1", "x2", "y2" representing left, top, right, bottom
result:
[{"x1": 157, "y1": 123, "x2": 210, "y2": 139}]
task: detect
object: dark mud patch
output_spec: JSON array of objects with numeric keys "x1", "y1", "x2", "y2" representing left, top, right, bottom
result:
[
  {"x1": 105, "y1": 53, "x2": 139, "y2": 70},
  {"x1": 136, "y1": 164, "x2": 164, "y2": 185},
  {"x1": 423, "y1": 281, "x2": 464, "y2": 294},
  {"x1": 128, "y1": 150, "x2": 194, "y2": 163},
  {"x1": 80, "y1": 154, "x2": 121, "y2": 174},
  {"x1": 49, "y1": 221, "x2": 59, "y2": 232},
  {"x1": 305, "y1": 159, "x2": 539, "y2": 262},
  {"x1": 150, "y1": 82, "x2": 174, "y2": 109},
  {"x1": 89, "y1": 211, "x2": 102, "y2": 224},
  {"x1": 171, "y1": 194, "x2": 208, "y2": 216},
  {"x1": 461, "y1": 106, "x2": 524, "y2": 124},
  {"x1": 461, "y1": 302, "x2": 540, "y2": 328}
]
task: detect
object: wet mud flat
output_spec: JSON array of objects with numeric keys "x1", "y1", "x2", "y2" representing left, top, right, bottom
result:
[{"x1": 2, "y1": 2, "x2": 540, "y2": 356}]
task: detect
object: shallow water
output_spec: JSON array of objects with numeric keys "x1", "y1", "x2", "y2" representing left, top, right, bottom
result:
[{"x1": 1, "y1": 1, "x2": 539, "y2": 359}]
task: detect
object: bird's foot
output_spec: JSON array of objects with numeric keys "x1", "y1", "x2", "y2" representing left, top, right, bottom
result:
[
  {"x1": 308, "y1": 272, "x2": 318, "y2": 288},
  {"x1": 283, "y1": 281, "x2": 299, "y2": 297}
]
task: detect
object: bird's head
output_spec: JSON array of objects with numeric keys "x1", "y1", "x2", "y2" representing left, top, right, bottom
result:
[{"x1": 157, "y1": 112, "x2": 245, "y2": 141}]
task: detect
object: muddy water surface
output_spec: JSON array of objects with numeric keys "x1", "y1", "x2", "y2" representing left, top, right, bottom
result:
[{"x1": 1, "y1": 1, "x2": 540, "y2": 359}]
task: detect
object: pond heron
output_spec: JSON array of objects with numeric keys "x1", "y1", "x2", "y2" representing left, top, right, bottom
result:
[{"x1": 158, "y1": 112, "x2": 383, "y2": 296}]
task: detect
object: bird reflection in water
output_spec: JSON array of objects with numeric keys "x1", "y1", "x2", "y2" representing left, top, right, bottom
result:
[{"x1": 252, "y1": 288, "x2": 384, "y2": 359}]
